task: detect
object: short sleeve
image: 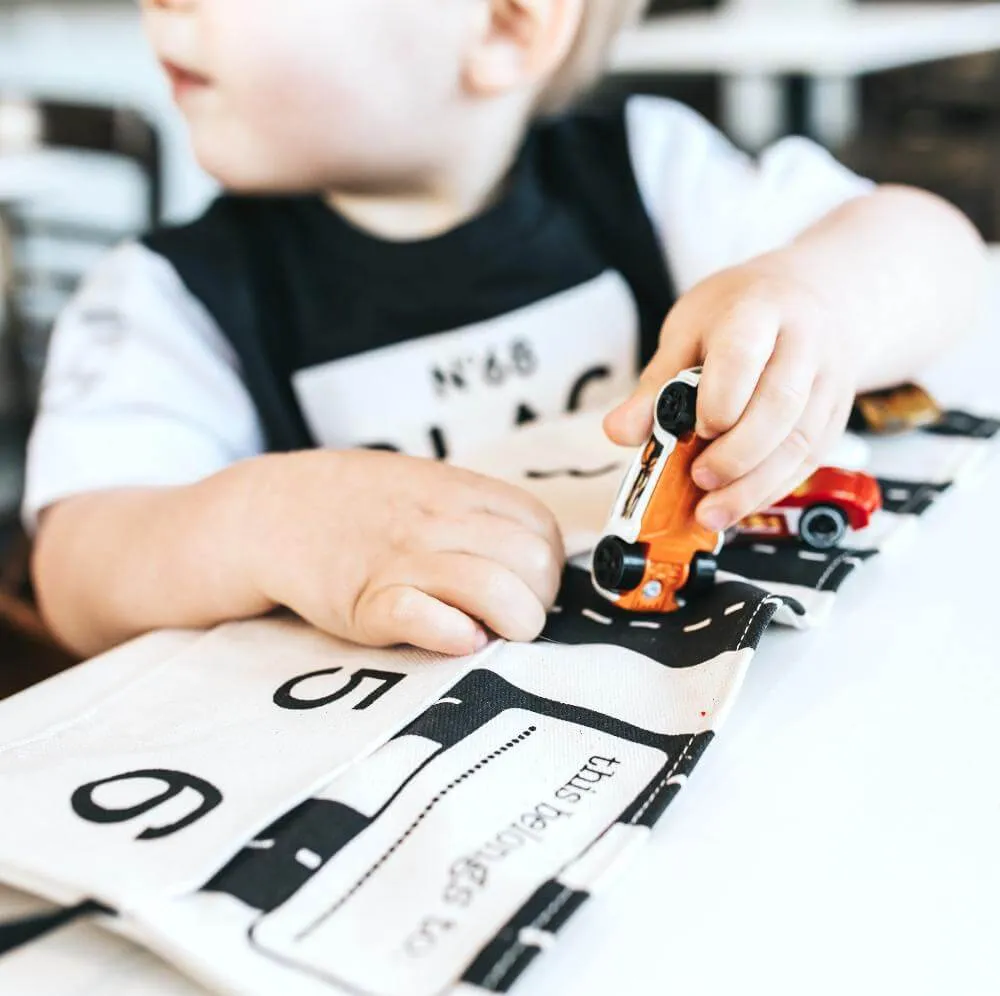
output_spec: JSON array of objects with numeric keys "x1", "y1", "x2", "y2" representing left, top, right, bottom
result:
[
  {"x1": 22, "y1": 242, "x2": 265, "y2": 532},
  {"x1": 625, "y1": 95, "x2": 875, "y2": 294}
]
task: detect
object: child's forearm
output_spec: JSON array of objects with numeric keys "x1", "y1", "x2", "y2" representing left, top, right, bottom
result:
[
  {"x1": 32, "y1": 461, "x2": 275, "y2": 659},
  {"x1": 758, "y1": 185, "x2": 988, "y2": 391}
]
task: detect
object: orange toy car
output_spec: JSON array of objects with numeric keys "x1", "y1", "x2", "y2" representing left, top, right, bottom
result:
[
  {"x1": 734, "y1": 466, "x2": 882, "y2": 550},
  {"x1": 592, "y1": 369, "x2": 720, "y2": 613}
]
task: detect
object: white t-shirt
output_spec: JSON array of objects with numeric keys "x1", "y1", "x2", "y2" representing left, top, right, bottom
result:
[{"x1": 23, "y1": 96, "x2": 872, "y2": 531}]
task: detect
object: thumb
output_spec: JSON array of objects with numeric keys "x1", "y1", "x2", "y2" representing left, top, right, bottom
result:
[{"x1": 604, "y1": 331, "x2": 701, "y2": 447}]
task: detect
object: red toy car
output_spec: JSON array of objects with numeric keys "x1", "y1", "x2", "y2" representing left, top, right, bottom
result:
[{"x1": 734, "y1": 467, "x2": 882, "y2": 551}]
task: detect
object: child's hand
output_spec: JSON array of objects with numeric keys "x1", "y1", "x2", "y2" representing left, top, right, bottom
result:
[
  {"x1": 604, "y1": 259, "x2": 857, "y2": 531},
  {"x1": 244, "y1": 450, "x2": 564, "y2": 656}
]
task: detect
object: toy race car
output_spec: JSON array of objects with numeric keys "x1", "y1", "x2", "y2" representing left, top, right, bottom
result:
[
  {"x1": 592, "y1": 368, "x2": 721, "y2": 613},
  {"x1": 848, "y1": 382, "x2": 942, "y2": 435},
  {"x1": 733, "y1": 466, "x2": 882, "y2": 551}
]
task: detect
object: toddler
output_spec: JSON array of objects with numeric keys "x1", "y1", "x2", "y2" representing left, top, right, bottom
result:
[{"x1": 25, "y1": 0, "x2": 986, "y2": 659}]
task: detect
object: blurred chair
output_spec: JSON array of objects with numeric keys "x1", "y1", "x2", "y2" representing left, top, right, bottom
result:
[{"x1": 0, "y1": 95, "x2": 164, "y2": 670}]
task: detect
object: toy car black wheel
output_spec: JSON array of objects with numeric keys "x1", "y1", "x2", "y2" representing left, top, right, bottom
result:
[
  {"x1": 681, "y1": 551, "x2": 717, "y2": 599},
  {"x1": 593, "y1": 537, "x2": 648, "y2": 593},
  {"x1": 799, "y1": 504, "x2": 848, "y2": 551},
  {"x1": 655, "y1": 382, "x2": 697, "y2": 437}
]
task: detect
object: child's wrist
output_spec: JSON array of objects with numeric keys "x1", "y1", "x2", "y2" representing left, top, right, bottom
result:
[{"x1": 200, "y1": 456, "x2": 288, "y2": 617}]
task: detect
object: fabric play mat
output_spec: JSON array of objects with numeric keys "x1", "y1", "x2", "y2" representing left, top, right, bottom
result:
[{"x1": 0, "y1": 396, "x2": 996, "y2": 996}]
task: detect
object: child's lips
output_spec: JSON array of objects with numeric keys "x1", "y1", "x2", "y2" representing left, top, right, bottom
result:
[{"x1": 161, "y1": 59, "x2": 212, "y2": 98}]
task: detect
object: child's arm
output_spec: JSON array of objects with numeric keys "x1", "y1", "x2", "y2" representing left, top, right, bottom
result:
[
  {"x1": 26, "y1": 245, "x2": 562, "y2": 660},
  {"x1": 606, "y1": 184, "x2": 988, "y2": 531},
  {"x1": 33, "y1": 450, "x2": 564, "y2": 660}
]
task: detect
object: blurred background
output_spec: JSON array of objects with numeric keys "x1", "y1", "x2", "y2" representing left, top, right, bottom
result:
[{"x1": 1, "y1": 0, "x2": 999, "y2": 674}]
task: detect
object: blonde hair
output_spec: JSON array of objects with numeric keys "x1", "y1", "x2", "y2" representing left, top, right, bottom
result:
[{"x1": 540, "y1": 0, "x2": 650, "y2": 113}]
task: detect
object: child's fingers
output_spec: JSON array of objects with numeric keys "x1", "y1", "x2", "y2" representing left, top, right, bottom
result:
[
  {"x1": 360, "y1": 552, "x2": 549, "y2": 648},
  {"x1": 755, "y1": 461, "x2": 820, "y2": 519},
  {"x1": 413, "y1": 512, "x2": 563, "y2": 609},
  {"x1": 693, "y1": 332, "x2": 815, "y2": 491},
  {"x1": 695, "y1": 394, "x2": 833, "y2": 530},
  {"x1": 695, "y1": 300, "x2": 780, "y2": 441},
  {"x1": 352, "y1": 585, "x2": 488, "y2": 657},
  {"x1": 459, "y1": 472, "x2": 564, "y2": 552},
  {"x1": 603, "y1": 330, "x2": 700, "y2": 447}
]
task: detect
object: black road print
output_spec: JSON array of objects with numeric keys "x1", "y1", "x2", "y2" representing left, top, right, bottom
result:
[
  {"x1": 876, "y1": 478, "x2": 951, "y2": 517},
  {"x1": 0, "y1": 900, "x2": 113, "y2": 957},
  {"x1": 461, "y1": 880, "x2": 588, "y2": 993},
  {"x1": 924, "y1": 410, "x2": 1000, "y2": 440},
  {"x1": 542, "y1": 566, "x2": 798, "y2": 666},
  {"x1": 718, "y1": 543, "x2": 878, "y2": 594},
  {"x1": 70, "y1": 769, "x2": 224, "y2": 841},
  {"x1": 207, "y1": 661, "x2": 715, "y2": 915}
]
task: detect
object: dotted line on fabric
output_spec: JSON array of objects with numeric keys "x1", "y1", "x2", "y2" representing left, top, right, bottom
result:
[{"x1": 295, "y1": 725, "x2": 538, "y2": 941}]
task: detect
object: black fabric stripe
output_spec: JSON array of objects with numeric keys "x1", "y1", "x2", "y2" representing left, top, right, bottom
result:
[
  {"x1": 204, "y1": 799, "x2": 370, "y2": 913},
  {"x1": 544, "y1": 567, "x2": 789, "y2": 667},
  {"x1": 464, "y1": 942, "x2": 542, "y2": 993},
  {"x1": 876, "y1": 478, "x2": 951, "y2": 516},
  {"x1": 617, "y1": 734, "x2": 714, "y2": 828},
  {"x1": 461, "y1": 881, "x2": 586, "y2": 992},
  {"x1": 0, "y1": 900, "x2": 111, "y2": 957},
  {"x1": 924, "y1": 410, "x2": 1000, "y2": 440},
  {"x1": 517, "y1": 880, "x2": 589, "y2": 935},
  {"x1": 718, "y1": 543, "x2": 877, "y2": 591}
]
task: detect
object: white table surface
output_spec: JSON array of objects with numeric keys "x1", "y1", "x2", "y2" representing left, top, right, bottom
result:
[
  {"x1": 613, "y1": 3, "x2": 1000, "y2": 76},
  {"x1": 1, "y1": 276, "x2": 999, "y2": 994},
  {"x1": 515, "y1": 257, "x2": 1000, "y2": 996}
]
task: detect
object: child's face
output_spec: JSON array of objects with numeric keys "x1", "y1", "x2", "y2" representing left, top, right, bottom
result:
[{"x1": 142, "y1": 0, "x2": 479, "y2": 192}]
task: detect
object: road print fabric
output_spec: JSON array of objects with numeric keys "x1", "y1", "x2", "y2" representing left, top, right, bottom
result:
[{"x1": 0, "y1": 398, "x2": 995, "y2": 996}]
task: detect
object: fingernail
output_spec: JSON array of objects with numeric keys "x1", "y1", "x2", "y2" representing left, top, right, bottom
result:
[
  {"x1": 472, "y1": 628, "x2": 489, "y2": 651},
  {"x1": 698, "y1": 506, "x2": 731, "y2": 532},
  {"x1": 692, "y1": 466, "x2": 720, "y2": 491}
]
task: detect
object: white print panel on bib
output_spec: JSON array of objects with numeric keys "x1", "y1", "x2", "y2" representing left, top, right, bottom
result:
[{"x1": 291, "y1": 271, "x2": 638, "y2": 459}]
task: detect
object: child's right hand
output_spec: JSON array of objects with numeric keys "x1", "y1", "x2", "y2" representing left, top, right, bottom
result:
[{"x1": 243, "y1": 450, "x2": 565, "y2": 656}]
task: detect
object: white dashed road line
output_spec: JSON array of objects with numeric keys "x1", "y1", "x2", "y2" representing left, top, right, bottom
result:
[
  {"x1": 798, "y1": 551, "x2": 829, "y2": 562},
  {"x1": 582, "y1": 609, "x2": 613, "y2": 625},
  {"x1": 295, "y1": 848, "x2": 323, "y2": 870},
  {"x1": 518, "y1": 928, "x2": 557, "y2": 951},
  {"x1": 629, "y1": 620, "x2": 661, "y2": 630},
  {"x1": 246, "y1": 839, "x2": 275, "y2": 850},
  {"x1": 724, "y1": 602, "x2": 747, "y2": 616},
  {"x1": 752, "y1": 544, "x2": 777, "y2": 555},
  {"x1": 683, "y1": 618, "x2": 713, "y2": 633}
]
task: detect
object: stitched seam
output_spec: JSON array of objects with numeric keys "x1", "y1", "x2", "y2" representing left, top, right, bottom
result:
[
  {"x1": 735, "y1": 594, "x2": 780, "y2": 651},
  {"x1": 294, "y1": 725, "x2": 537, "y2": 941},
  {"x1": 480, "y1": 592, "x2": 783, "y2": 990},
  {"x1": 629, "y1": 734, "x2": 696, "y2": 826},
  {"x1": 481, "y1": 887, "x2": 577, "y2": 990},
  {"x1": 815, "y1": 553, "x2": 851, "y2": 592}
]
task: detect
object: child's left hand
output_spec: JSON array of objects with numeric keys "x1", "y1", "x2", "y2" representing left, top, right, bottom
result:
[{"x1": 604, "y1": 257, "x2": 859, "y2": 532}]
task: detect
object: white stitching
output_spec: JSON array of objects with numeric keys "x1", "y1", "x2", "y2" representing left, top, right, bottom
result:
[
  {"x1": 629, "y1": 734, "x2": 697, "y2": 826},
  {"x1": 480, "y1": 888, "x2": 576, "y2": 990},
  {"x1": 815, "y1": 552, "x2": 862, "y2": 591},
  {"x1": 735, "y1": 594, "x2": 782, "y2": 651}
]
